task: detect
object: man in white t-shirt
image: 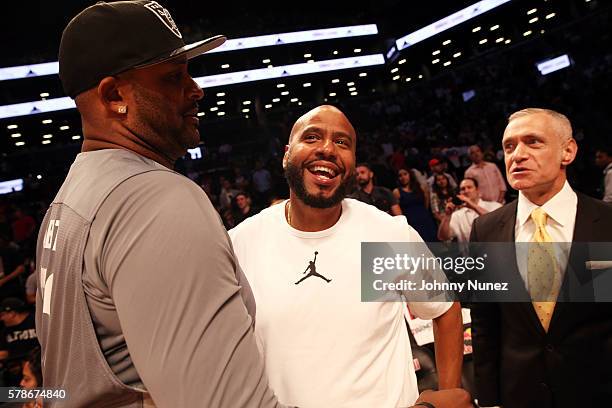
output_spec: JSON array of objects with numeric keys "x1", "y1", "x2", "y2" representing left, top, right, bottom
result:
[
  {"x1": 230, "y1": 105, "x2": 466, "y2": 408},
  {"x1": 438, "y1": 177, "x2": 502, "y2": 244}
]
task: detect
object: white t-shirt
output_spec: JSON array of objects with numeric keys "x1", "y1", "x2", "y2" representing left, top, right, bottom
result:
[
  {"x1": 449, "y1": 199, "x2": 502, "y2": 243},
  {"x1": 230, "y1": 198, "x2": 452, "y2": 408}
]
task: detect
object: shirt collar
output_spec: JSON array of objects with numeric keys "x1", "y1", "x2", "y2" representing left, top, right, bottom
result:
[{"x1": 517, "y1": 180, "x2": 577, "y2": 227}]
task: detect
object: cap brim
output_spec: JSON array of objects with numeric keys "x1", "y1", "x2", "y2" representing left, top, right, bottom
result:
[{"x1": 134, "y1": 34, "x2": 226, "y2": 68}]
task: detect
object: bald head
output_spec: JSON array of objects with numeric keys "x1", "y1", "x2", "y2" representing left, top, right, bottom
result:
[{"x1": 288, "y1": 105, "x2": 356, "y2": 145}]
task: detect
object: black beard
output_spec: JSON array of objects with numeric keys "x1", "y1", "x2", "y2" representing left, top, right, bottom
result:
[{"x1": 285, "y1": 161, "x2": 355, "y2": 209}]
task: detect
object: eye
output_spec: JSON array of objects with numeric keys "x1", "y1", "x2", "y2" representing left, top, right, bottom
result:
[
  {"x1": 304, "y1": 134, "x2": 318, "y2": 141},
  {"x1": 166, "y1": 71, "x2": 183, "y2": 82}
]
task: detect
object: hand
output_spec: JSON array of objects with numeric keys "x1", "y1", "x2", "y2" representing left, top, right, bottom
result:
[
  {"x1": 457, "y1": 194, "x2": 477, "y2": 210},
  {"x1": 415, "y1": 389, "x2": 474, "y2": 408},
  {"x1": 444, "y1": 201, "x2": 456, "y2": 215}
]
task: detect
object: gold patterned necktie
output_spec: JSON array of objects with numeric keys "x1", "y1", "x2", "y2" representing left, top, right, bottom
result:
[{"x1": 527, "y1": 207, "x2": 562, "y2": 331}]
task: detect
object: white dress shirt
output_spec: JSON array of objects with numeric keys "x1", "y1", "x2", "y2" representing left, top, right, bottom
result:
[{"x1": 514, "y1": 180, "x2": 577, "y2": 289}]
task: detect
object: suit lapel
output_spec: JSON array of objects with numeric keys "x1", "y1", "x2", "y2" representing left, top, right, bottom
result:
[{"x1": 548, "y1": 193, "x2": 599, "y2": 333}]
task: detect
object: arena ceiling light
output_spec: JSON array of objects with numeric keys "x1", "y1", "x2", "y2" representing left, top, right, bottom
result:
[
  {"x1": 7, "y1": 124, "x2": 18, "y2": 129},
  {"x1": 0, "y1": 179, "x2": 24, "y2": 194},
  {"x1": 216, "y1": 92, "x2": 225, "y2": 97},
  {"x1": 0, "y1": 54, "x2": 385, "y2": 119},
  {"x1": 537, "y1": 54, "x2": 571, "y2": 75},
  {"x1": 0, "y1": 24, "x2": 378, "y2": 81},
  {"x1": 395, "y1": 0, "x2": 511, "y2": 51},
  {"x1": 11, "y1": 133, "x2": 21, "y2": 138}
]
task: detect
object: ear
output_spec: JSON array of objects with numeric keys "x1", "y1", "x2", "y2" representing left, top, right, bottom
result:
[
  {"x1": 561, "y1": 138, "x2": 578, "y2": 166},
  {"x1": 282, "y1": 145, "x2": 289, "y2": 170},
  {"x1": 97, "y1": 76, "x2": 128, "y2": 116}
]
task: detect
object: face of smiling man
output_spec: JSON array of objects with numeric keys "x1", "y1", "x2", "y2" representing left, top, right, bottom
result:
[{"x1": 283, "y1": 105, "x2": 356, "y2": 209}]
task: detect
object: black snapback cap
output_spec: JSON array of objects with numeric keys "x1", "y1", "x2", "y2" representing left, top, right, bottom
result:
[
  {"x1": 59, "y1": 1, "x2": 226, "y2": 98},
  {"x1": 0, "y1": 297, "x2": 26, "y2": 313}
]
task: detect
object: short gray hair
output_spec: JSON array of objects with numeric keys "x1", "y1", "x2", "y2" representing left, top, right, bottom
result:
[{"x1": 507, "y1": 108, "x2": 573, "y2": 141}]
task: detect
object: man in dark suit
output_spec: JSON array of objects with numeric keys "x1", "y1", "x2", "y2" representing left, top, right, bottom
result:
[{"x1": 470, "y1": 108, "x2": 612, "y2": 408}]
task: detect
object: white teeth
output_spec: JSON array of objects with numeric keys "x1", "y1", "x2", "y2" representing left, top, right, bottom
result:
[{"x1": 311, "y1": 165, "x2": 336, "y2": 177}]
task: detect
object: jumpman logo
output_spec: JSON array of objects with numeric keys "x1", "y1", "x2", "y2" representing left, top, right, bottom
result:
[{"x1": 295, "y1": 251, "x2": 332, "y2": 285}]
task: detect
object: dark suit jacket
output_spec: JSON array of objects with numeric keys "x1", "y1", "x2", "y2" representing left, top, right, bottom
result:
[{"x1": 470, "y1": 192, "x2": 612, "y2": 408}]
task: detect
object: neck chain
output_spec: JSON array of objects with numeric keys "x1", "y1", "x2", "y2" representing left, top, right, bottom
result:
[{"x1": 286, "y1": 200, "x2": 292, "y2": 227}]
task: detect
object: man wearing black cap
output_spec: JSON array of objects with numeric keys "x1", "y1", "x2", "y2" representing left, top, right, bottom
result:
[
  {"x1": 0, "y1": 297, "x2": 37, "y2": 387},
  {"x1": 0, "y1": 298, "x2": 37, "y2": 363},
  {"x1": 36, "y1": 2, "x2": 284, "y2": 407}
]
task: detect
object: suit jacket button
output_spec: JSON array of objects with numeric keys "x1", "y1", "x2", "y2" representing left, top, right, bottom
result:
[
  {"x1": 545, "y1": 344, "x2": 554, "y2": 352},
  {"x1": 540, "y1": 382, "x2": 549, "y2": 389}
]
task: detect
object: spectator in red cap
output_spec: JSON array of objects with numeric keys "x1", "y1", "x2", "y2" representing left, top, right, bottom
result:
[{"x1": 427, "y1": 158, "x2": 458, "y2": 190}]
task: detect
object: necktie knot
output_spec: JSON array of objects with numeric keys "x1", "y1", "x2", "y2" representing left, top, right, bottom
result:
[{"x1": 531, "y1": 207, "x2": 548, "y2": 229}]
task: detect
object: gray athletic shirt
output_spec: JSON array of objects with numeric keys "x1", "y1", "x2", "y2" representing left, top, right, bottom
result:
[{"x1": 36, "y1": 149, "x2": 283, "y2": 407}]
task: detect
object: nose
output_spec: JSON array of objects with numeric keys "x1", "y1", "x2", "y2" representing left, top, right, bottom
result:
[
  {"x1": 316, "y1": 137, "x2": 337, "y2": 158},
  {"x1": 187, "y1": 76, "x2": 204, "y2": 101},
  {"x1": 511, "y1": 142, "x2": 529, "y2": 163}
]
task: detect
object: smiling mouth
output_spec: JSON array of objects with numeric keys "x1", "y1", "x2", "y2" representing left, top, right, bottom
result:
[
  {"x1": 512, "y1": 167, "x2": 530, "y2": 174},
  {"x1": 305, "y1": 164, "x2": 341, "y2": 186}
]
